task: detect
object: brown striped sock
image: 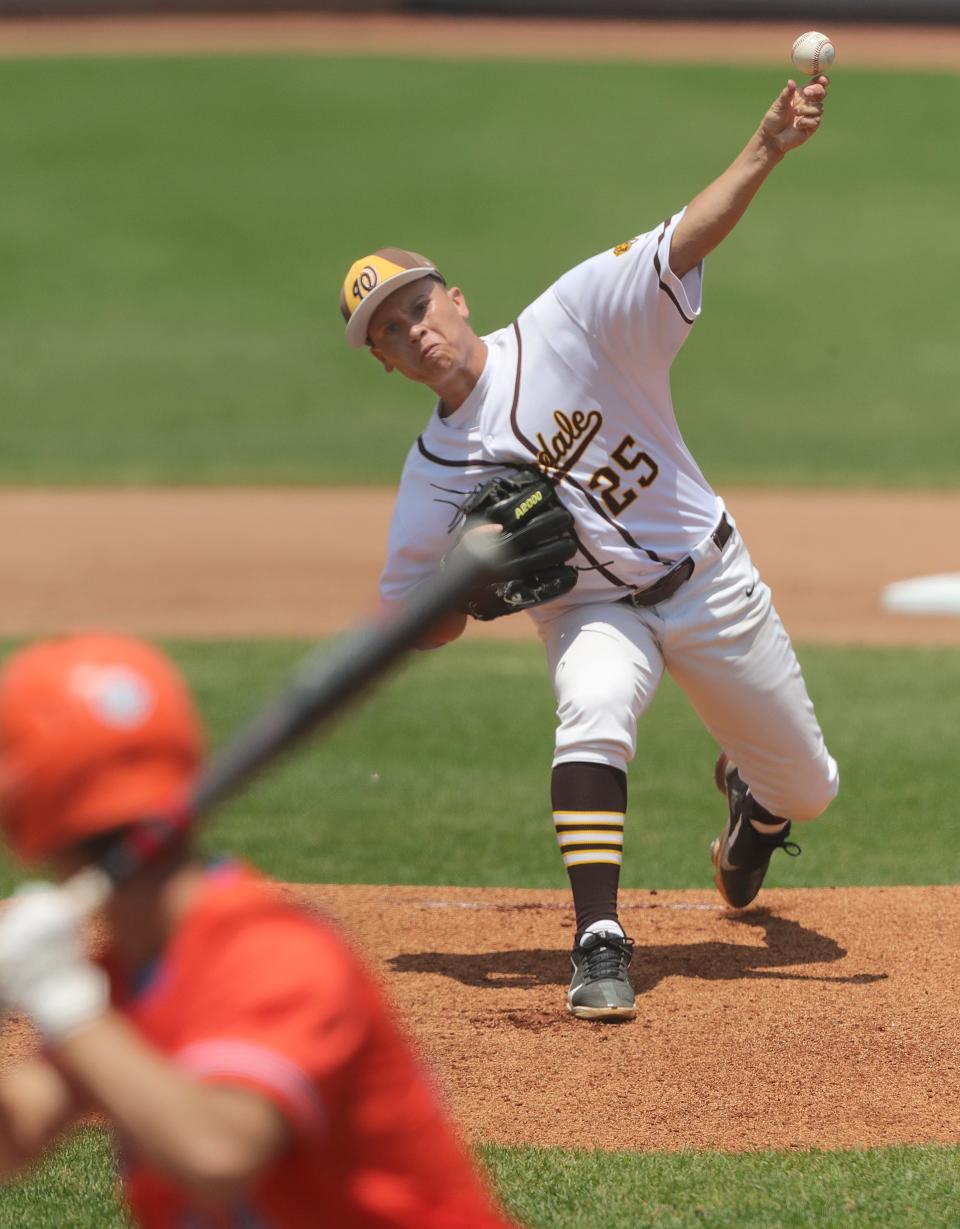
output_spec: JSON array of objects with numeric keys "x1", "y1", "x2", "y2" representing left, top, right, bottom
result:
[{"x1": 551, "y1": 762, "x2": 627, "y2": 937}]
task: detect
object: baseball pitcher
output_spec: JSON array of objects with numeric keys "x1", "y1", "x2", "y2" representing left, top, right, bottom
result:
[{"x1": 340, "y1": 77, "x2": 839, "y2": 1021}]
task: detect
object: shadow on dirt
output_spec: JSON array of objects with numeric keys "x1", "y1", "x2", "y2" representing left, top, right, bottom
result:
[{"x1": 387, "y1": 909, "x2": 888, "y2": 994}]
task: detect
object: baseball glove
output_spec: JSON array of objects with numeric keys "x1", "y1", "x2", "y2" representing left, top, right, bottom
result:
[{"x1": 449, "y1": 468, "x2": 579, "y2": 620}]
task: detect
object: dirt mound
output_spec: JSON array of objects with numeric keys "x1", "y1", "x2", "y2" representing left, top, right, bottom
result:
[
  {"x1": 4, "y1": 881, "x2": 954, "y2": 1151},
  {"x1": 291, "y1": 882, "x2": 960, "y2": 1151}
]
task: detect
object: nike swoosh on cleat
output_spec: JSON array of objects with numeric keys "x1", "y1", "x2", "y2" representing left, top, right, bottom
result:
[{"x1": 720, "y1": 818, "x2": 742, "y2": 868}]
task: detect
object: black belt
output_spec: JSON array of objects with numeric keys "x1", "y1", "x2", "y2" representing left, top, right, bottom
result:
[{"x1": 621, "y1": 514, "x2": 733, "y2": 609}]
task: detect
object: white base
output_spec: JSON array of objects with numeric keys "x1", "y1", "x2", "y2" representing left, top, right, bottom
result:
[{"x1": 881, "y1": 573, "x2": 960, "y2": 616}]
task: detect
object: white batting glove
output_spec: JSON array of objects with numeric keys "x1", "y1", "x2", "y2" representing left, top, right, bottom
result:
[{"x1": 0, "y1": 881, "x2": 109, "y2": 1044}]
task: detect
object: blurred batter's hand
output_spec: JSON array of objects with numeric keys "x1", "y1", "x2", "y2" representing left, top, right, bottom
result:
[{"x1": 0, "y1": 882, "x2": 108, "y2": 1043}]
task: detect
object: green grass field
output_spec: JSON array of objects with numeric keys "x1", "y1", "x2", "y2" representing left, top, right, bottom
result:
[
  {"x1": 3, "y1": 637, "x2": 958, "y2": 897},
  {"x1": 2, "y1": 55, "x2": 959, "y2": 487},
  {"x1": 6, "y1": 1129, "x2": 959, "y2": 1229}
]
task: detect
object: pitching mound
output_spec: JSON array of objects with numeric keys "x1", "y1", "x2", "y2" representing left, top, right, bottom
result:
[
  {"x1": 276, "y1": 882, "x2": 960, "y2": 1153},
  {"x1": 1, "y1": 882, "x2": 956, "y2": 1152}
]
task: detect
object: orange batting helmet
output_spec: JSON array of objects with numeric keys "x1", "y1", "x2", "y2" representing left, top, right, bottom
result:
[{"x1": 0, "y1": 633, "x2": 203, "y2": 864}]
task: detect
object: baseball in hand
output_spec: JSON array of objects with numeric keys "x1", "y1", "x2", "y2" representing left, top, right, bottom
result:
[{"x1": 791, "y1": 31, "x2": 836, "y2": 77}]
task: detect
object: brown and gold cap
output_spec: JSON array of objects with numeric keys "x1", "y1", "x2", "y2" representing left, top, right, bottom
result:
[{"x1": 339, "y1": 247, "x2": 444, "y2": 348}]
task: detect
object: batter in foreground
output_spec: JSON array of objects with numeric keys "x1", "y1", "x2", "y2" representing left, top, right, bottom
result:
[
  {"x1": 0, "y1": 636, "x2": 517, "y2": 1228},
  {"x1": 340, "y1": 76, "x2": 839, "y2": 1022}
]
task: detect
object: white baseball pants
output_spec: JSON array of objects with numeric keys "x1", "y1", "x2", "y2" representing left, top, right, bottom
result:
[{"x1": 539, "y1": 527, "x2": 838, "y2": 821}]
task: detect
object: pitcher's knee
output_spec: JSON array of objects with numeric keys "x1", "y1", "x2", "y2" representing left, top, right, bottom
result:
[
  {"x1": 780, "y1": 757, "x2": 840, "y2": 822},
  {"x1": 553, "y1": 688, "x2": 636, "y2": 773},
  {"x1": 553, "y1": 739, "x2": 632, "y2": 775}
]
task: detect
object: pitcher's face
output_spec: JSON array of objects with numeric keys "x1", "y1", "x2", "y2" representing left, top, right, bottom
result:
[{"x1": 367, "y1": 277, "x2": 474, "y2": 385}]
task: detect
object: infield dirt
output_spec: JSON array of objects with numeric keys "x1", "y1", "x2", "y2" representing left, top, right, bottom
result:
[
  {"x1": 3, "y1": 14, "x2": 960, "y2": 72},
  {"x1": 4, "y1": 487, "x2": 960, "y2": 645},
  {"x1": 302, "y1": 882, "x2": 960, "y2": 1153},
  {"x1": 4, "y1": 882, "x2": 958, "y2": 1153}
]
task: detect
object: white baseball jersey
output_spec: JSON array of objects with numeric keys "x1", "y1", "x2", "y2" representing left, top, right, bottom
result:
[
  {"x1": 379, "y1": 206, "x2": 838, "y2": 820},
  {"x1": 380, "y1": 208, "x2": 725, "y2": 622}
]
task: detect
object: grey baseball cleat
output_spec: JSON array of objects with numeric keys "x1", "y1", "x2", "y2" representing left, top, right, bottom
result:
[
  {"x1": 567, "y1": 930, "x2": 637, "y2": 1020},
  {"x1": 710, "y1": 753, "x2": 800, "y2": 909}
]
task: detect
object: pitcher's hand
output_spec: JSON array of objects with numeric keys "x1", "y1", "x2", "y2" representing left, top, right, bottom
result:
[{"x1": 759, "y1": 77, "x2": 829, "y2": 156}]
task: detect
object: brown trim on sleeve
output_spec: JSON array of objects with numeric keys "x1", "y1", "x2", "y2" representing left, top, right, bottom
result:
[
  {"x1": 415, "y1": 436, "x2": 502, "y2": 468},
  {"x1": 654, "y1": 217, "x2": 695, "y2": 326}
]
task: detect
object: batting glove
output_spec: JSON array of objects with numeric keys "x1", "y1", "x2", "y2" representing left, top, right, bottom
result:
[{"x1": 0, "y1": 881, "x2": 108, "y2": 1044}]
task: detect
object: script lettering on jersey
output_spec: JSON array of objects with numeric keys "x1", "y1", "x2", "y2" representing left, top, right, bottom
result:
[{"x1": 536, "y1": 409, "x2": 603, "y2": 478}]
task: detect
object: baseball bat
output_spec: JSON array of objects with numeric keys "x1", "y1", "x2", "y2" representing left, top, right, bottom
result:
[{"x1": 64, "y1": 532, "x2": 504, "y2": 914}]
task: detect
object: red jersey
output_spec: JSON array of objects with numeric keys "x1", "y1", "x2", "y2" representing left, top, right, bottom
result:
[{"x1": 103, "y1": 864, "x2": 515, "y2": 1229}]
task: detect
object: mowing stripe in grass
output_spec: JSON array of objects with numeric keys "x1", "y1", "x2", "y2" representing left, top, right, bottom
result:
[
  {"x1": 1, "y1": 638, "x2": 957, "y2": 895},
  {"x1": 1, "y1": 58, "x2": 958, "y2": 486}
]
